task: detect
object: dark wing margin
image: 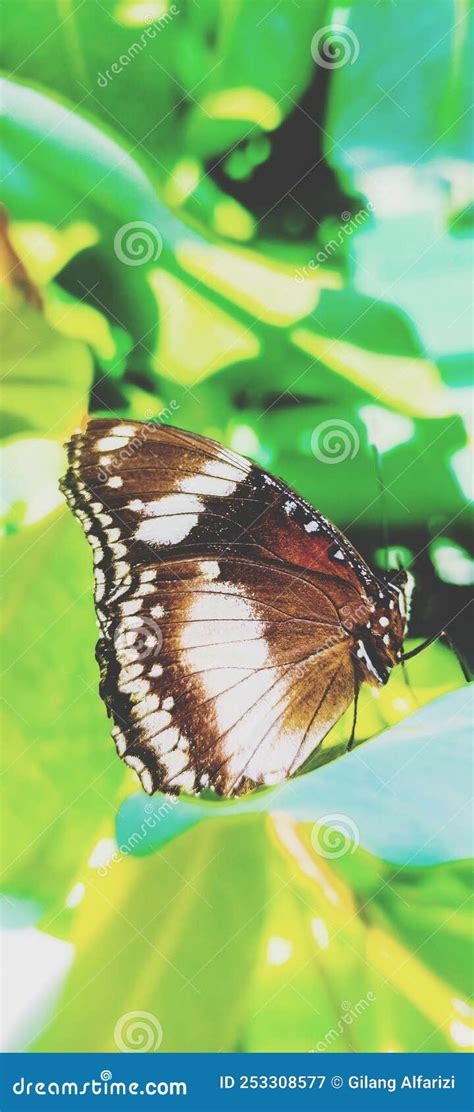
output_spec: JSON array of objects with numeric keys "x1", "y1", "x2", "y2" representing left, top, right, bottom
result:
[{"x1": 61, "y1": 419, "x2": 363, "y2": 796}]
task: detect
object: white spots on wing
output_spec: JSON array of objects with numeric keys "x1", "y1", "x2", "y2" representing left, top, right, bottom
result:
[
  {"x1": 199, "y1": 560, "x2": 220, "y2": 580},
  {"x1": 135, "y1": 494, "x2": 203, "y2": 545},
  {"x1": 118, "y1": 677, "x2": 151, "y2": 698},
  {"x1": 332, "y1": 549, "x2": 344, "y2": 560},
  {"x1": 187, "y1": 591, "x2": 254, "y2": 623},
  {"x1": 305, "y1": 521, "x2": 319, "y2": 533},
  {"x1": 196, "y1": 668, "x2": 251, "y2": 699},
  {"x1": 97, "y1": 513, "x2": 112, "y2": 527},
  {"x1": 181, "y1": 590, "x2": 269, "y2": 670},
  {"x1": 162, "y1": 696, "x2": 174, "y2": 710},
  {"x1": 356, "y1": 640, "x2": 382, "y2": 681},
  {"x1": 206, "y1": 456, "x2": 249, "y2": 480},
  {"x1": 150, "y1": 663, "x2": 163, "y2": 678},
  {"x1": 379, "y1": 615, "x2": 390, "y2": 627},
  {"x1": 151, "y1": 603, "x2": 164, "y2": 618},
  {"x1": 140, "y1": 768, "x2": 154, "y2": 794},
  {"x1": 178, "y1": 473, "x2": 236, "y2": 497},
  {"x1": 111, "y1": 424, "x2": 136, "y2": 437},
  {"x1": 124, "y1": 753, "x2": 145, "y2": 774},
  {"x1": 115, "y1": 561, "x2": 130, "y2": 581},
  {"x1": 175, "y1": 455, "x2": 248, "y2": 497},
  {"x1": 383, "y1": 633, "x2": 390, "y2": 646},
  {"x1": 120, "y1": 662, "x2": 143, "y2": 681},
  {"x1": 136, "y1": 701, "x2": 168, "y2": 724},
  {"x1": 143, "y1": 716, "x2": 173, "y2": 742},
  {"x1": 159, "y1": 750, "x2": 193, "y2": 787},
  {"x1": 148, "y1": 726, "x2": 179, "y2": 753},
  {"x1": 179, "y1": 591, "x2": 268, "y2": 658},
  {"x1": 212, "y1": 669, "x2": 278, "y2": 739},
  {"x1": 120, "y1": 599, "x2": 142, "y2": 616},
  {"x1": 99, "y1": 455, "x2": 112, "y2": 467},
  {"x1": 106, "y1": 528, "x2": 121, "y2": 544},
  {"x1": 160, "y1": 750, "x2": 187, "y2": 777},
  {"x1": 398, "y1": 570, "x2": 414, "y2": 627},
  {"x1": 221, "y1": 680, "x2": 301, "y2": 789},
  {"x1": 173, "y1": 769, "x2": 196, "y2": 792},
  {"x1": 137, "y1": 582, "x2": 155, "y2": 597},
  {"x1": 111, "y1": 724, "x2": 127, "y2": 756},
  {"x1": 95, "y1": 567, "x2": 105, "y2": 601},
  {"x1": 284, "y1": 499, "x2": 297, "y2": 515},
  {"x1": 107, "y1": 475, "x2": 123, "y2": 489},
  {"x1": 140, "y1": 569, "x2": 156, "y2": 583},
  {"x1": 199, "y1": 773, "x2": 210, "y2": 789},
  {"x1": 128, "y1": 499, "x2": 145, "y2": 512},
  {"x1": 96, "y1": 436, "x2": 130, "y2": 451},
  {"x1": 178, "y1": 734, "x2": 189, "y2": 751}
]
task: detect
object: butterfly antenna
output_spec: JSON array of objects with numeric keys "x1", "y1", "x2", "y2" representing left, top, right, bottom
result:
[
  {"x1": 401, "y1": 629, "x2": 471, "y2": 682},
  {"x1": 400, "y1": 656, "x2": 419, "y2": 706},
  {"x1": 372, "y1": 444, "x2": 390, "y2": 569},
  {"x1": 439, "y1": 629, "x2": 471, "y2": 683}
]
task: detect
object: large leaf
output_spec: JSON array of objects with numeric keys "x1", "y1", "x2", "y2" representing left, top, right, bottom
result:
[
  {"x1": 29, "y1": 813, "x2": 472, "y2": 1052},
  {"x1": 117, "y1": 682, "x2": 470, "y2": 869},
  {"x1": 0, "y1": 512, "x2": 125, "y2": 910}
]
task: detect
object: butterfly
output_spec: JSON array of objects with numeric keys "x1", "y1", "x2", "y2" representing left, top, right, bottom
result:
[{"x1": 61, "y1": 418, "x2": 412, "y2": 797}]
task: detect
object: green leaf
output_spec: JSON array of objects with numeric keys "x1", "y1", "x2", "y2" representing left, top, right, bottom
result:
[
  {"x1": 1, "y1": 302, "x2": 92, "y2": 441},
  {"x1": 0, "y1": 512, "x2": 125, "y2": 910},
  {"x1": 33, "y1": 816, "x2": 268, "y2": 1051},
  {"x1": 30, "y1": 814, "x2": 472, "y2": 1052}
]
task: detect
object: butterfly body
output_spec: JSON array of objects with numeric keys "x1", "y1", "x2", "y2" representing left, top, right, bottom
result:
[{"x1": 62, "y1": 419, "x2": 410, "y2": 797}]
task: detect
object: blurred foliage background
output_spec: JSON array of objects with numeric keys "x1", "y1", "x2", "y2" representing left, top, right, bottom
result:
[{"x1": 0, "y1": 0, "x2": 473, "y2": 1055}]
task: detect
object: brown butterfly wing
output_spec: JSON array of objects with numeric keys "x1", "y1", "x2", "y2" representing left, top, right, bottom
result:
[{"x1": 61, "y1": 419, "x2": 398, "y2": 796}]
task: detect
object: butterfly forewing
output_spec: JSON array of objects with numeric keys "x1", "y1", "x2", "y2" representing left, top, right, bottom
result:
[{"x1": 62, "y1": 419, "x2": 405, "y2": 796}]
